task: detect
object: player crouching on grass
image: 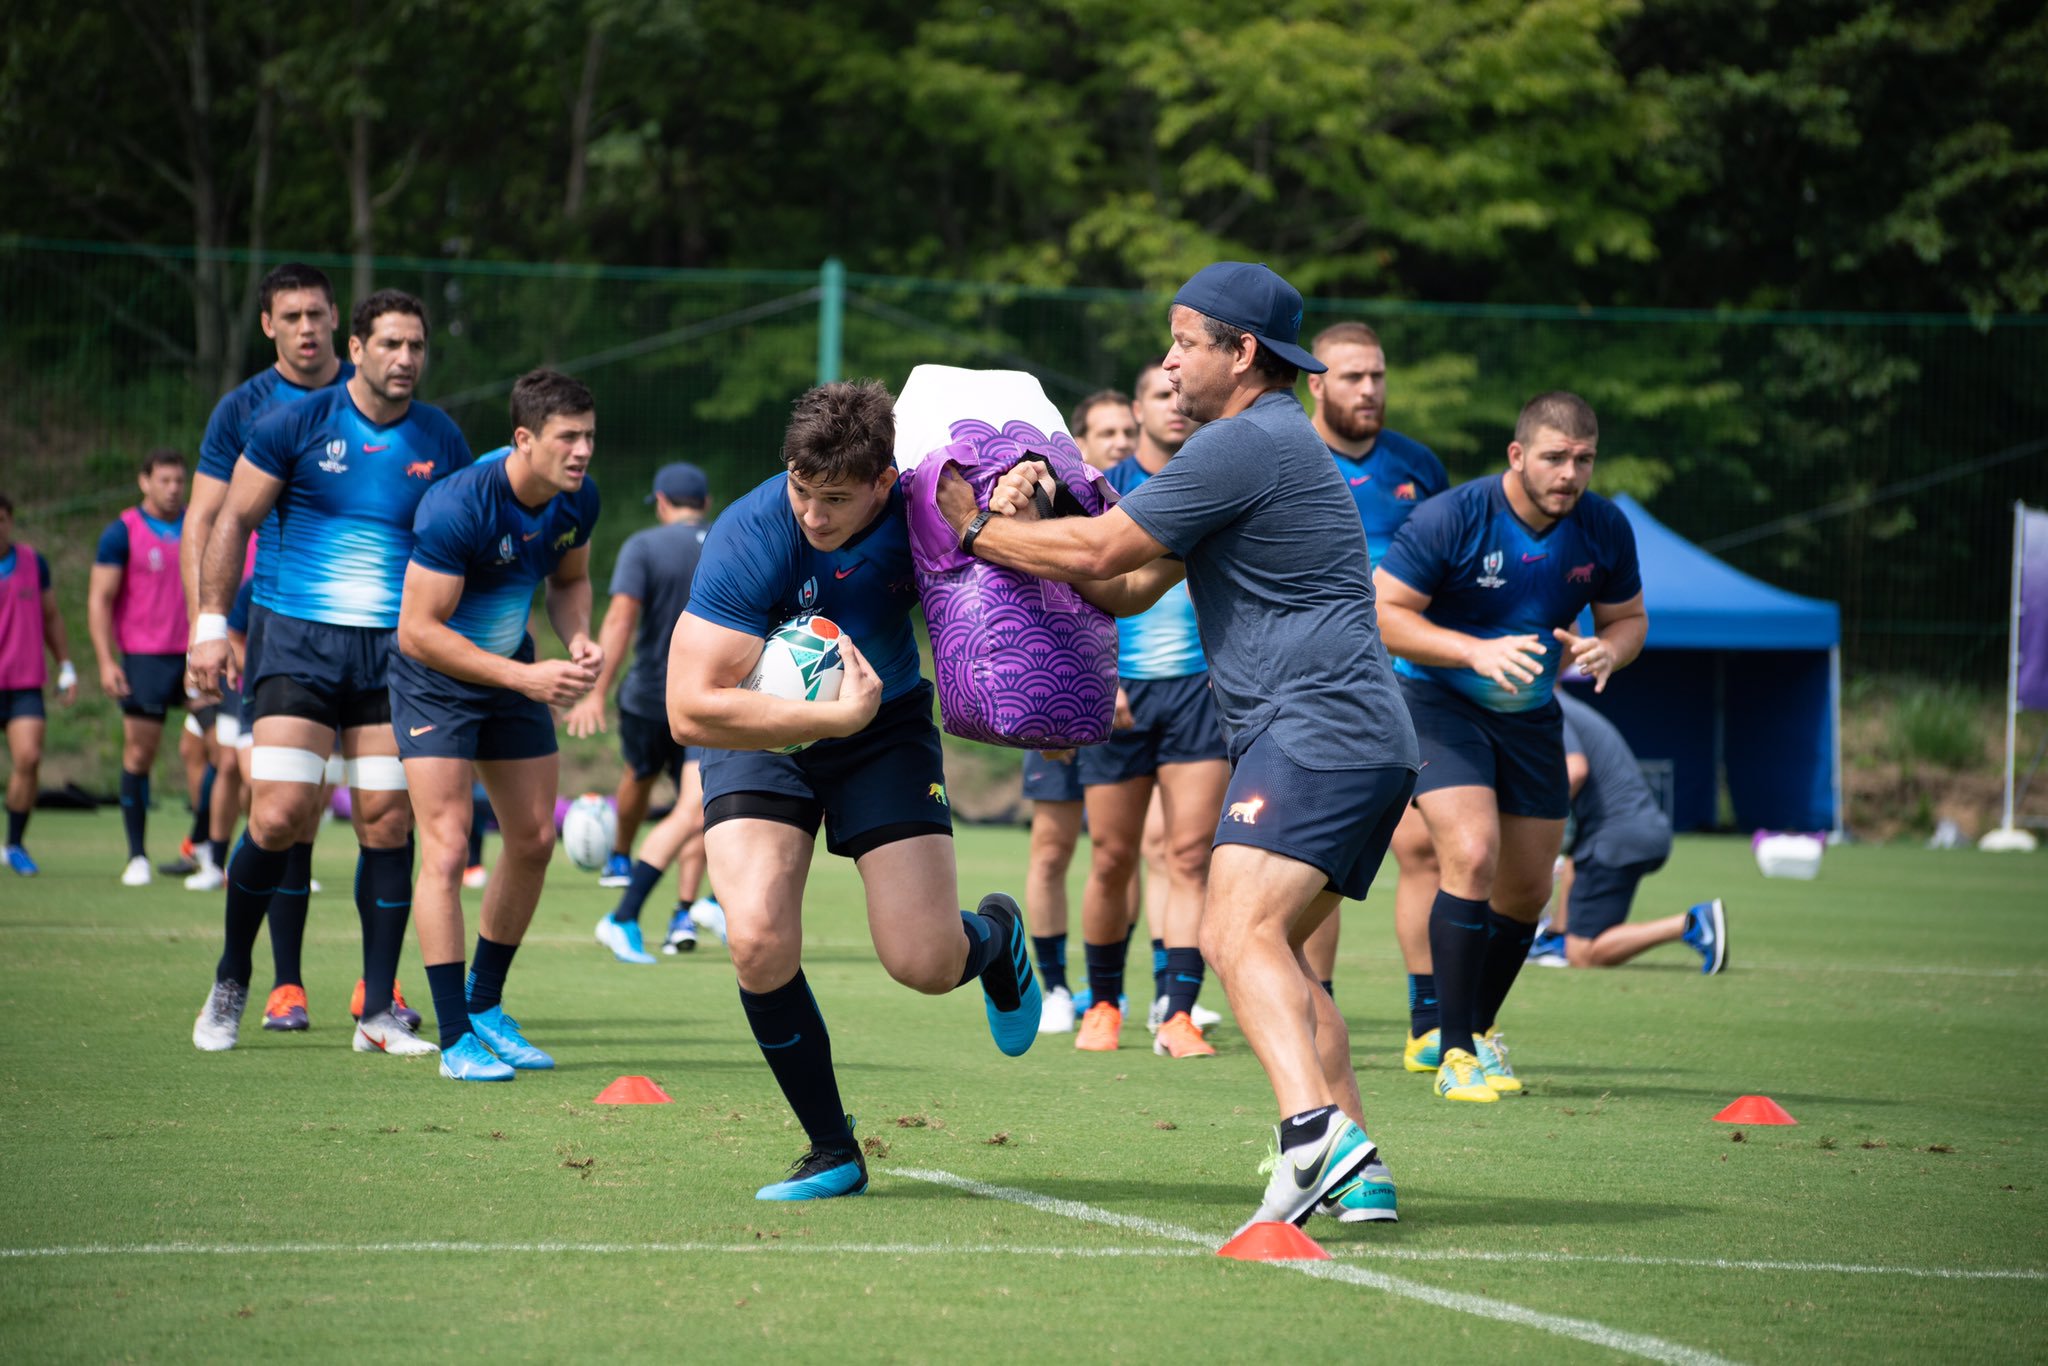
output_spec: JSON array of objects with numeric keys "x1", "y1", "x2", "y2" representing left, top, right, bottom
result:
[
  {"x1": 665, "y1": 379, "x2": 1040, "y2": 1202},
  {"x1": 392, "y1": 369, "x2": 603, "y2": 1081}
]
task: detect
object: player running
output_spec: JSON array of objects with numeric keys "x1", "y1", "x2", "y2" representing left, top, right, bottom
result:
[
  {"x1": 943, "y1": 262, "x2": 1419, "y2": 1231},
  {"x1": 393, "y1": 369, "x2": 602, "y2": 1081},
  {"x1": 666, "y1": 379, "x2": 1040, "y2": 1202},
  {"x1": 0, "y1": 492, "x2": 79, "y2": 875},
  {"x1": 187, "y1": 289, "x2": 472, "y2": 1054},
  {"x1": 1374, "y1": 391, "x2": 1647, "y2": 1102}
]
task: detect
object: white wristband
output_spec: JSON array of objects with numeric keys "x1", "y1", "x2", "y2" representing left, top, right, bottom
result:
[
  {"x1": 193, "y1": 613, "x2": 230, "y2": 645},
  {"x1": 57, "y1": 661, "x2": 77, "y2": 689}
]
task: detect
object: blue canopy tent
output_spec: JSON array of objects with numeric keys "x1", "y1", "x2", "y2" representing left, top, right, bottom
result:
[{"x1": 1564, "y1": 495, "x2": 1842, "y2": 834}]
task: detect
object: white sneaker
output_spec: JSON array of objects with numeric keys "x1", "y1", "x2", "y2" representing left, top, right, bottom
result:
[
  {"x1": 184, "y1": 863, "x2": 225, "y2": 892},
  {"x1": 693, "y1": 898, "x2": 727, "y2": 943},
  {"x1": 1149, "y1": 994, "x2": 1224, "y2": 1034},
  {"x1": 353, "y1": 1009, "x2": 440, "y2": 1055},
  {"x1": 121, "y1": 855, "x2": 152, "y2": 887},
  {"x1": 1038, "y1": 985, "x2": 1076, "y2": 1033},
  {"x1": 308, "y1": 877, "x2": 322, "y2": 894},
  {"x1": 192, "y1": 980, "x2": 248, "y2": 1051}
]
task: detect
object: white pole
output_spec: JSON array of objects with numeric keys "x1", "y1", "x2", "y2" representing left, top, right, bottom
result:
[
  {"x1": 1830, "y1": 644, "x2": 1845, "y2": 841},
  {"x1": 2003, "y1": 500, "x2": 2022, "y2": 833}
]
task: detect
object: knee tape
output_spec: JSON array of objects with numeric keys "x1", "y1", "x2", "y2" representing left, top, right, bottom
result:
[
  {"x1": 250, "y1": 746, "x2": 329, "y2": 785},
  {"x1": 347, "y1": 754, "x2": 409, "y2": 792},
  {"x1": 215, "y1": 713, "x2": 243, "y2": 748},
  {"x1": 325, "y1": 751, "x2": 347, "y2": 786}
]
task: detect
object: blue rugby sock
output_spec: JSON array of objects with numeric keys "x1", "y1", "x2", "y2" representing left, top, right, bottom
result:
[
  {"x1": 1427, "y1": 892, "x2": 1490, "y2": 1061},
  {"x1": 1476, "y1": 909, "x2": 1538, "y2": 1037},
  {"x1": 266, "y1": 842, "x2": 312, "y2": 989},
  {"x1": 1031, "y1": 934, "x2": 1068, "y2": 994},
  {"x1": 426, "y1": 961, "x2": 471, "y2": 1048},
  {"x1": 1150, "y1": 936, "x2": 1167, "y2": 1001},
  {"x1": 119, "y1": 769, "x2": 149, "y2": 859},
  {"x1": 1162, "y1": 946, "x2": 1205, "y2": 1020},
  {"x1": 466, "y1": 934, "x2": 519, "y2": 1016},
  {"x1": 217, "y1": 839, "x2": 288, "y2": 985},
  {"x1": 1407, "y1": 972, "x2": 1439, "y2": 1038},
  {"x1": 355, "y1": 841, "x2": 413, "y2": 1020},
  {"x1": 739, "y1": 971, "x2": 851, "y2": 1150},
  {"x1": 1084, "y1": 938, "x2": 1127, "y2": 1012},
  {"x1": 190, "y1": 765, "x2": 216, "y2": 844},
  {"x1": 610, "y1": 860, "x2": 664, "y2": 924}
]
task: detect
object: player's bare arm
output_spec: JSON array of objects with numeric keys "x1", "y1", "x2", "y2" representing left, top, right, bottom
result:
[
  {"x1": 1373, "y1": 567, "x2": 1547, "y2": 694},
  {"x1": 665, "y1": 613, "x2": 879, "y2": 751},
  {"x1": 565, "y1": 591, "x2": 639, "y2": 738},
  {"x1": 180, "y1": 472, "x2": 229, "y2": 626},
  {"x1": 395, "y1": 562, "x2": 594, "y2": 705},
  {"x1": 189, "y1": 462, "x2": 283, "y2": 692},
  {"x1": 543, "y1": 543, "x2": 602, "y2": 677},
  {"x1": 85, "y1": 561, "x2": 127, "y2": 698},
  {"x1": 41, "y1": 583, "x2": 78, "y2": 705},
  {"x1": 1552, "y1": 593, "x2": 1647, "y2": 694}
]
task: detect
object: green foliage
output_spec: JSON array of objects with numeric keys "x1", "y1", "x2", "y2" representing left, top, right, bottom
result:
[{"x1": 1884, "y1": 682, "x2": 1991, "y2": 772}]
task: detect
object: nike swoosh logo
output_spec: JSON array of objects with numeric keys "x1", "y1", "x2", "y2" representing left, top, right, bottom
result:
[
  {"x1": 1292, "y1": 1153, "x2": 1328, "y2": 1190},
  {"x1": 1174, "y1": 974, "x2": 1202, "y2": 984},
  {"x1": 834, "y1": 566, "x2": 859, "y2": 579},
  {"x1": 522, "y1": 531, "x2": 540, "y2": 541},
  {"x1": 375, "y1": 898, "x2": 410, "y2": 909},
  {"x1": 410, "y1": 724, "x2": 436, "y2": 736},
  {"x1": 363, "y1": 443, "x2": 389, "y2": 453},
  {"x1": 761, "y1": 1033, "x2": 803, "y2": 1050},
  {"x1": 1521, "y1": 553, "x2": 1548, "y2": 562},
  {"x1": 1348, "y1": 475, "x2": 1370, "y2": 486}
]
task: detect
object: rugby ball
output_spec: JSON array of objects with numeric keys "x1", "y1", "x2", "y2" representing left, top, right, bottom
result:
[
  {"x1": 740, "y1": 614, "x2": 845, "y2": 754},
  {"x1": 561, "y1": 793, "x2": 617, "y2": 871}
]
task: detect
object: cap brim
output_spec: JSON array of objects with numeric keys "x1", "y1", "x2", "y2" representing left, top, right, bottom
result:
[{"x1": 1257, "y1": 336, "x2": 1326, "y2": 373}]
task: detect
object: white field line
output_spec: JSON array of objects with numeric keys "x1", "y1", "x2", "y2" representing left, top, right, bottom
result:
[
  {"x1": 1325, "y1": 1248, "x2": 2046, "y2": 1281},
  {"x1": 894, "y1": 1167, "x2": 1737, "y2": 1366}
]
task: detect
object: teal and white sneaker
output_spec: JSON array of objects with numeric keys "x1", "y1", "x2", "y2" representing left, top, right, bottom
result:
[
  {"x1": 439, "y1": 1032, "x2": 515, "y2": 1082},
  {"x1": 975, "y1": 893, "x2": 1041, "y2": 1057},
  {"x1": 4, "y1": 844, "x2": 38, "y2": 876},
  {"x1": 1317, "y1": 1149, "x2": 1399, "y2": 1224},
  {"x1": 757, "y1": 1116, "x2": 868, "y2": 1201},
  {"x1": 595, "y1": 914, "x2": 656, "y2": 964},
  {"x1": 1475, "y1": 1030, "x2": 1523, "y2": 1094},
  {"x1": 1683, "y1": 899, "x2": 1728, "y2": 975},
  {"x1": 1239, "y1": 1115, "x2": 1376, "y2": 1235},
  {"x1": 467, "y1": 1005, "x2": 554, "y2": 1069},
  {"x1": 192, "y1": 979, "x2": 249, "y2": 1052}
]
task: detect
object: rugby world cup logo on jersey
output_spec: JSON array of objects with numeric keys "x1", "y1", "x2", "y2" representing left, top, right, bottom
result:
[
  {"x1": 1477, "y1": 550, "x2": 1507, "y2": 589},
  {"x1": 319, "y1": 438, "x2": 349, "y2": 474},
  {"x1": 496, "y1": 535, "x2": 516, "y2": 565},
  {"x1": 798, "y1": 576, "x2": 818, "y2": 610}
]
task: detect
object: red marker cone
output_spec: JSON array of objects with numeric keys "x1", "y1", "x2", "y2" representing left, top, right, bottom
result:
[
  {"x1": 594, "y1": 1075, "x2": 672, "y2": 1105},
  {"x1": 1713, "y1": 1095, "x2": 1795, "y2": 1125},
  {"x1": 1217, "y1": 1221, "x2": 1330, "y2": 1261}
]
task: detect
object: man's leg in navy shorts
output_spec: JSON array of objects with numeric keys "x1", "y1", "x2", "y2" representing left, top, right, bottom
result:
[
  {"x1": 1414, "y1": 784, "x2": 1502, "y2": 1064},
  {"x1": 217, "y1": 714, "x2": 332, "y2": 990},
  {"x1": 1563, "y1": 858, "x2": 1691, "y2": 967},
  {"x1": 344, "y1": 726, "x2": 416, "y2": 1025},
  {"x1": 1078, "y1": 776, "x2": 1151, "y2": 1038},
  {"x1": 1199, "y1": 845, "x2": 1343, "y2": 1112},
  {"x1": 1389, "y1": 805, "x2": 1442, "y2": 1052},
  {"x1": 1153, "y1": 757, "x2": 1228, "y2": 1034},
  {"x1": 1474, "y1": 814, "x2": 1566, "y2": 1034},
  {"x1": 118, "y1": 713, "x2": 166, "y2": 862}
]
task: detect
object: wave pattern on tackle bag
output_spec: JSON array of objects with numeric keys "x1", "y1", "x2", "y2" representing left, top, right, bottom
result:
[{"x1": 904, "y1": 419, "x2": 1119, "y2": 748}]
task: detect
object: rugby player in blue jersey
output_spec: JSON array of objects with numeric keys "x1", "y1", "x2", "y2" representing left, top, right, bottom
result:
[
  {"x1": 188, "y1": 289, "x2": 472, "y2": 1055},
  {"x1": 1374, "y1": 391, "x2": 1647, "y2": 1102},
  {"x1": 393, "y1": 370, "x2": 603, "y2": 1082},
  {"x1": 944, "y1": 262, "x2": 1419, "y2": 1231},
  {"x1": 665, "y1": 379, "x2": 1040, "y2": 1202},
  {"x1": 1303, "y1": 321, "x2": 1451, "y2": 1020},
  {"x1": 180, "y1": 263, "x2": 358, "y2": 1029}
]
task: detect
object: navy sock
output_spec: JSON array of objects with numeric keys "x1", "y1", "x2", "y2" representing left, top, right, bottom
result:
[
  {"x1": 1320, "y1": 979, "x2": 1335, "y2": 1001},
  {"x1": 1150, "y1": 936, "x2": 1167, "y2": 1000},
  {"x1": 738, "y1": 971, "x2": 851, "y2": 1149},
  {"x1": 267, "y1": 843, "x2": 311, "y2": 988},
  {"x1": 466, "y1": 934, "x2": 519, "y2": 1015},
  {"x1": 610, "y1": 859, "x2": 664, "y2": 924},
  {"x1": 1407, "y1": 972, "x2": 1439, "y2": 1038},
  {"x1": 1280, "y1": 1104, "x2": 1339, "y2": 1150},
  {"x1": 7, "y1": 805, "x2": 27, "y2": 846},
  {"x1": 190, "y1": 765, "x2": 216, "y2": 844},
  {"x1": 1162, "y1": 946, "x2": 1205, "y2": 1020},
  {"x1": 207, "y1": 836, "x2": 229, "y2": 869},
  {"x1": 425, "y1": 960, "x2": 471, "y2": 1048},
  {"x1": 1084, "y1": 937, "x2": 1127, "y2": 1011},
  {"x1": 1476, "y1": 909, "x2": 1538, "y2": 1036},
  {"x1": 355, "y1": 842, "x2": 414, "y2": 1020},
  {"x1": 1427, "y1": 891, "x2": 1490, "y2": 1061},
  {"x1": 217, "y1": 839, "x2": 288, "y2": 984},
  {"x1": 956, "y1": 909, "x2": 1012, "y2": 1006},
  {"x1": 119, "y1": 769, "x2": 148, "y2": 859},
  {"x1": 1031, "y1": 934, "x2": 1068, "y2": 994}
]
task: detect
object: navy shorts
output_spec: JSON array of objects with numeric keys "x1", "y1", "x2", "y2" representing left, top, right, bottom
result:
[
  {"x1": 1021, "y1": 749, "x2": 1083, "y2": 804},
  {"x1": 237, "y1": 604, "x2": 269, "y2": 732},
  {"x1": 249, "y1": 613, "x2": 395, "y2": 732},
  {"x1": 619, "y1": 707, "x2": 699, "y2": 785},
  {"x1": 1566, "y1": 855, "x2": 1668, "y2": 938},
  {"x1": 1077, "y1": 672, "x2": 1229, "y2": 787},
  {"x1": 389, "y1": 645, "x2": 557, "y2": 764},
  {"x1": 701, "y1": 681, "x2": 952, "y2": 859},
  {"x1": 1, "y1": 688, "x2": 45, "y2": 722},
  {"x1": 1400, "y1": 676, "x2": 1569, "y2": 820},
  {"x1": 1212, "y1": 729, "x2": 1416, "y2": 902},
  {"x1": 118, "y1": 652, "x2": 188, "y2": 720}
]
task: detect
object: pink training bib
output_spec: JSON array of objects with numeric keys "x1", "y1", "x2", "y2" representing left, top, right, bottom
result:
[
  {"x1": 0, "y1": 541, "x2": 47, "y2": 690},
  {"x1": 114, "y1": 507, "x2": 189, "y2": 655}
]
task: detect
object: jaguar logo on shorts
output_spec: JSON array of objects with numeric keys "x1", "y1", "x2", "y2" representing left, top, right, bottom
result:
[
  {"x1": 927, "y1": 783, "x2": 948, "y2": 807},
  {"x1": 798, "y1": 576, "x2": 818, "y2": 610},
  {"x1": 319, "y1": 439, "x2": 349, "y2": 474},
  {"x1": 1226, "y1": 797, "x2": 1265, "y2": 825},
  {"x1": 1477, "y1": 550, "x2": 1507, "y2": 589}
]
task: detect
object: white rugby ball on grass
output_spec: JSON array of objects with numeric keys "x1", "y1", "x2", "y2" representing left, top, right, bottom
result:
[{"x1": 740, "y1": 614, "x2": 846, "y2": 754}]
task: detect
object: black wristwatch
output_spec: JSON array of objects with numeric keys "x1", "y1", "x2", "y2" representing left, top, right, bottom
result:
[{"x1": 961, "y1": 509, "x2": 994, "y2": 557}]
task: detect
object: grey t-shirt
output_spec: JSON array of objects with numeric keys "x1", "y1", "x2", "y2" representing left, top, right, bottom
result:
[
  {"x1": 1559, "y1": 692, "x2": 1672, "y2": 867},
  {"x1": 609, "y1": 517, "x2": 710, "y2": 719},
  {"x1": 1116, "y1": 389, "x2": 1418, "y2": 773}
]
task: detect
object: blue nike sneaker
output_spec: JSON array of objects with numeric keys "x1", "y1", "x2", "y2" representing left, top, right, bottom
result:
[
  {"x1": 1527, "y1": 930, "x2": 1568, "y2": 967},
  {"x1": 4, "y1": 844, "x2": 37, "y2": 876},
  {"x1": 1683, "y1": 899, "x2": 1728, "y2": 975},
  {"x1": 757, "y1": 1116, "x2": 868, "y2": 1201},
  {"x1": 439, "y1": 1032, "x2": 515, "y2": 1082},
  {"x1": 595, "y1": 913, "x2": 656, "y2": 965},
  {"x1": 598, "y1": 851, "x2": 633, "y2": 888},
  {"x1": 976, "y1": 893, "x2": 1041, "y2": 1057},
  {"x1": 467, "y1": 1005, "x2": 555, "y2": 1069}
]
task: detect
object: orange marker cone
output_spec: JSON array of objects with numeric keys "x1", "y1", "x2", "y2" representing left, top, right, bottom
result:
[
  {"x1": 594, "y1": 1075, "x2": 672, "y2": 1105},
  {"x1": 1713, "y1": 1095, "x2": 1795, "y2": 1125},
  {"x1": 1217, "y1": 1221, "x2": 1330, "y2": 1261}
]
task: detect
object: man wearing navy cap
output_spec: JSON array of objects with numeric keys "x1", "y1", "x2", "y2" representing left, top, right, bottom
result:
[
  {"x1": 938, "y1": 262, "x2": 1419, "y2": 1234},
  {"x1": 565, "y1": 461, "x2": 718, "y2": 962}
]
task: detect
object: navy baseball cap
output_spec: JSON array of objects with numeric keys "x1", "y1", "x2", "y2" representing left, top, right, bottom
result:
[
  {"x1": 647, "y1": 462, "x2": 709, "y2": 504},
  {"x1": 1170, "y1": 262, "x2": 1326, "y2": 374}
]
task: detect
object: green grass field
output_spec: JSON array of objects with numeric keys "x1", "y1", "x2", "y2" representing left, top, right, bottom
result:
[{"x1": 2, "y1": 814, "x2": 2042, "y2": 1363}]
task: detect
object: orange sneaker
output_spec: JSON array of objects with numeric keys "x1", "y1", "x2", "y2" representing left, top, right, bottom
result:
[
  {"x1": 1074, "y1": 1001, "x2": 1122, "y2": 1051},
  {"x1": 350, "y1": 978, "x2": 422, "y2": 1030},
  {"x1": 262, "y1": 984, "x2": 309, "y2": 1032},
  {"x1": 1153, "y1": 1010, "x2": 1216, "y2": 1058}
]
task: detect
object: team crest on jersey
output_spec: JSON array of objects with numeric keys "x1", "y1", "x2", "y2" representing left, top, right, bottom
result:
[
  {"x1": 496, "y1": 535, "x2": 516, "y2": 564},
  {"x1": 1477, "y1": 550, "x2": 1507, "y2": 589},
  {"x1": 405, "y1": 460, "x2": 435, "y2": 479},
  {"x1": 552, "y1": 528, "x2": 576, "y2": 550},
  {"x1": 1394, "y1": 482, "x2": 1417, "y2": 500},
  {"x1": 146, "y1": 546, "x2": 164, "y2": 573},
  {"x1": 798, "y1": 576, "x2": 818, "y2": 610},
  {"x1": 319, "y1": 439, "x2": 348, "y2": 474},
  {"x1": 1567, "y1": 562, "x2": 1595, "y2": 583}
]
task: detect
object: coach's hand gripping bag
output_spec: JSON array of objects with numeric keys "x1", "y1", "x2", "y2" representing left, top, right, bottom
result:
[{"x1": 897, "y1": 366, "x2": 1119, "y2": 748}]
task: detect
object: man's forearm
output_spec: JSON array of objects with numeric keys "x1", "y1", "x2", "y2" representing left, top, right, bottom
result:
[
  {"x1": 962, "y1": 516, "x2": 1130, "y2": 583},
  {"x1": 199, "y1": 509, "x2": 253, "y2": 616},
  {"x1": 1596, "y1": 612, "x2": 1648, "y2": 673},
  {"x1": 401, "y1": 617, "x2": 529, "y2": 692},
  {"x1": 546, "y1": 576, "x2": 593, "y2": 650},
  {"x1": 1376, "y1": 603, "x2": 1476, "y2": 669},
  {"x1": 590, "y1": 608, "x2": 634, "y2": 698},
  {"x1": 182, "y1": 475, "x2": 226, "y2": 622}
]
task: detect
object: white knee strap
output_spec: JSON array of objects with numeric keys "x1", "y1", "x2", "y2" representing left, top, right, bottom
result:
[
  {"x1": 184, "y1": 712, "x2": 204, "y2": 739},
  {"x1": 347, "y1": 754, "x2": 409, "y2": 792},
  {"x1": 236, "y1": 729, "x2": 253, "y2": 753},
  {"x1": 325, "y1": 752, "x2": 347, "y2": 786},
  {"x1": 215, "y1": 713, "x2": 243, "y2": 747},
  {"x1": 250, "y1": 746, "x2": 329, "y2": 784}
]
